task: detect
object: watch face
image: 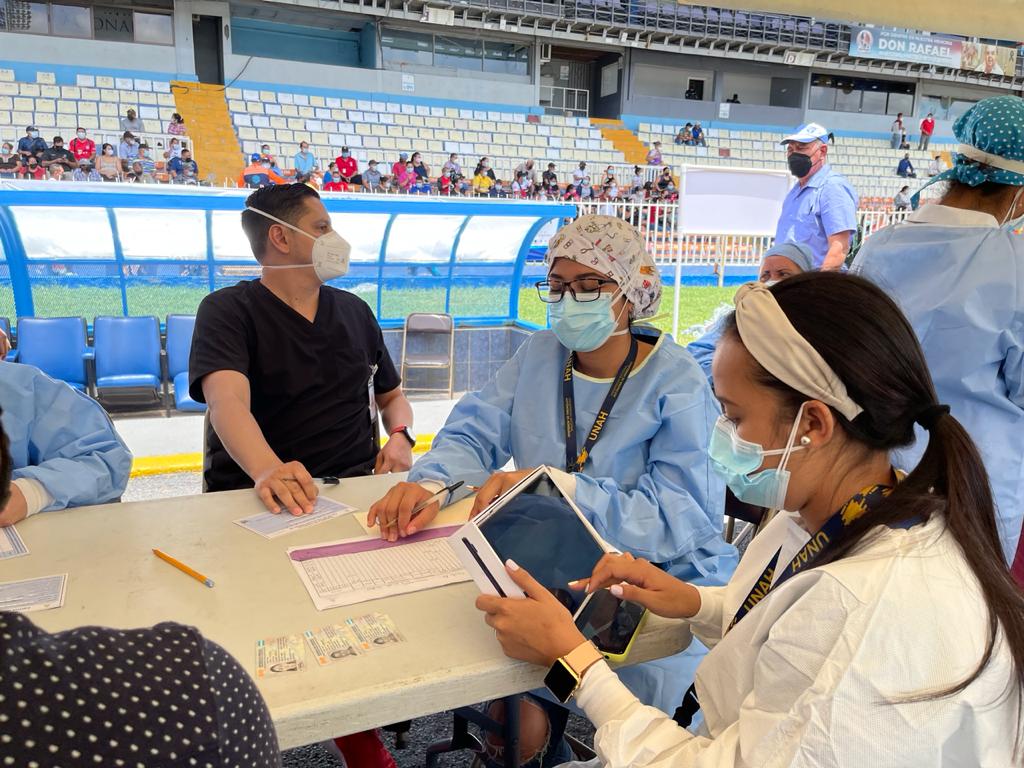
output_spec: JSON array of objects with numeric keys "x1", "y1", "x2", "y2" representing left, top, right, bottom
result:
[{"x1": 543, "y1": 660, "x2": 578, "y2": 704}]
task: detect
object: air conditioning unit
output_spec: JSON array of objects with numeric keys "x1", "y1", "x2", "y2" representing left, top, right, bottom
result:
[
  {"x1": 424, "y1": 7, "x2": 456, "y2": 25},
  {"x1": 539, "y1": 43, "x2": 552, "y2": 63}
]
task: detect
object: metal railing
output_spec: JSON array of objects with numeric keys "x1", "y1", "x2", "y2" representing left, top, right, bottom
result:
[{"x1": 539, "y1": 85, "x2": 589, "y2": 117}]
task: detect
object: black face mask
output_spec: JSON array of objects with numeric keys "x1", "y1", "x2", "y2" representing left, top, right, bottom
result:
[{"x1": 787, "y1": 151, "x2": 814, "y2": 178}]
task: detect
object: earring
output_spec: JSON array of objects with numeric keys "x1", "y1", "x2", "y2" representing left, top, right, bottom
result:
[{"x1": 800, "y1": 436, "x2": 811, "y2": 446}]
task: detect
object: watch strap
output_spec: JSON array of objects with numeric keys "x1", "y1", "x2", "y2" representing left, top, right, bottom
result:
[{"x1": 562, "y1": 640, "x2": 604, "y2": 679}]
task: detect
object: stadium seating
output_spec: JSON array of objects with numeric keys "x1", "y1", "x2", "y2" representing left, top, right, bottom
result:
[
  {"x1": 9, "y1": 317, "x2": 90, "y2": 391},
  {"x1": 225, "y1": 87, "x2": 627, "y2": 181},
  {"x1": 164, "y1": 314, "x2": 206, "y2": 413},
  {"x1": 92, "y1": 315, "x2": 164, "y2": 407},
  {"x1": 636, "y1": 122, "x2": 950, "y2": 201}
]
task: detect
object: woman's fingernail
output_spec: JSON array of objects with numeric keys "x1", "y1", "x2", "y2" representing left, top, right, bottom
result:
[
  {"x1": 610, "y1": 584, "x2": 624, "y2": 597},
  {"x1": 505, "y1": 558, "x2": 520, "y2": 572}
]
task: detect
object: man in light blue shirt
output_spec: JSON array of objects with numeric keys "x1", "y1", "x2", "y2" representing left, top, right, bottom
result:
[
  {"x1": 0, "y1": 362, "x2": 131, "y2": 526},
  {"x1": 774, "y1": 122, "x2": 858, "y2": 270},
  {"x1": 292, "y1": 141, "x2": 318, "y2": 180}
]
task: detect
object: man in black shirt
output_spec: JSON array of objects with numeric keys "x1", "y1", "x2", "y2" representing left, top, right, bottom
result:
[
  {"x1": 39, "y1": 135, "x2": 78, "y2": 173},
  {"x1": 189, "y1": 183, "x2": 415, "y2": 516}
]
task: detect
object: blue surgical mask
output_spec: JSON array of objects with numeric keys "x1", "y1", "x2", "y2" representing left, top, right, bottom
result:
[
  {"x1": 547, "y1": 291, "x2": 627, "y2": 353},
  {"x1": 708, "y1": 409, "x2": 806, "y2": 510}
]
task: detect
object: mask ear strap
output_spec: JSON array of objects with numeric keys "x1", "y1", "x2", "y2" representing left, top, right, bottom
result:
[
  {"x1": 246, "y1": 206, "x2": 313, "y2": 242},
  {"x1": 777, "y1": 402, "x2": 808, "y2": 473}
]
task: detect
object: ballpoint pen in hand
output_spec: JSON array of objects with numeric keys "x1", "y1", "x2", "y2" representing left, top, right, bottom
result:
[{"x1": 409, "y1": 480, "x2": 465, "y2": 519}]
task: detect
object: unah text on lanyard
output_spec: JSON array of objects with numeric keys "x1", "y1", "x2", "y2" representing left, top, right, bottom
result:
[{"x1": 562, "y1": 334, "x2": 639, "y2": 474}]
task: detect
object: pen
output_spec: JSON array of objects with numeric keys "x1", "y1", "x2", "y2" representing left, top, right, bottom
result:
[
  {"x1": 410, "y1": 480, "x2": 465, "y2": 518},
  {"x1": 152, "y1": 548, "x2": 215, "y2": 588}
]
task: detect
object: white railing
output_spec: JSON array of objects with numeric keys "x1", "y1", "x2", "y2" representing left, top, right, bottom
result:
[{"x1": 539, "y1": 85, "x2": 590, "y2": 117}]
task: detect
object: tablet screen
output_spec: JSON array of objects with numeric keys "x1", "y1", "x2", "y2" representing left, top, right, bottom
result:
[{"x1": 478, "y1": 473, "x2": 606, "y2": 614}]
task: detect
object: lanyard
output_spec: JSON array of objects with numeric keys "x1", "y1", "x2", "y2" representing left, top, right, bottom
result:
[
  {"x1": 673, "y1": 482, "x2": 894, "y2": 728},
  {"x1": 562, "y1": 334, "x2": 639, "y2": 474}
]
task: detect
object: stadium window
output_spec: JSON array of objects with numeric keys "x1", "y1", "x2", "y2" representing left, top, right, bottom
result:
[
  {"x1": 10, "y1": 2, "x2": 51, "y2": 34},
  {"x1": 133, "y1": 10, "x2": 172, "y2": 44},
  {"x1": 434, "y1": 36, "x2": 483, "y2": 71},
  {"x1": 381, "y1": 29, "x2": 434, "y2": 66},
  {"x1": 93, "y1": 4, "x2": 134, "y2": 42},
  {"x1": 808, "y1": 76, "x2": 837, "y2": 110},
  {"x1": 484, "y1": 42, "x2": 529, "y2": 76},
  {"x1": 50, "y1": 3, "x2": 91, "y2": 37}
]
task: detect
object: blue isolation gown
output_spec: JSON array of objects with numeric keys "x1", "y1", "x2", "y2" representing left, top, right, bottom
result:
[
  {"x1": 410, "y1": 327, "x2": 737, "y2": 714},
  {"x1": 686, "y1": 319, "x2": 724, "y2": 389},
  {"x1": 853, "y1": 204, "x2": 1024, "y2": 563},
  {"x1": 0, "y1": 362, "x2": 132, "y2": 511}
]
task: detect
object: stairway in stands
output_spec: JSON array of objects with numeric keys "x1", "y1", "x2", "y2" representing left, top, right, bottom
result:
[
  {"x1": 170, "y1": 81, "x2": 244, "y2": 185},
  {"x1": 591, "y1": 118, "x2": 649, "y2": 165}
]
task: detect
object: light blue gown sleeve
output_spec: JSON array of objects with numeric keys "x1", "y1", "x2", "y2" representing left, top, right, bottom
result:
[
  {"x1": 1004, "y1": 319, "x2": 1024, "y2": 409},
  {"x1": 407, "y1": 342, "x2": 524, "y2": 489},
  {"x1": 573, "y1": 378, "x2": 723, "y2": 565},
  {"x1": 685, "y1": 320, "x2": 722, "y2": 388},
  {"x1": 11, "y1": 372, "x2": 132, "y2": 511}
]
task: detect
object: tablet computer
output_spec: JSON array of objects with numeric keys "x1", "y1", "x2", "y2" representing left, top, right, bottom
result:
[{"x1": 449, "y1": 466, "x2": 615, "y2": 614}]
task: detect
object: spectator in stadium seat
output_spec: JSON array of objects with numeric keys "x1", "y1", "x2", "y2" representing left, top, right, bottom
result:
[
  {"x1": 127, "y1": 160, "x2": 155, "y2": 184},
  {"x1": 897, "y1": 152, "x2": 916, "y2": 178},
  {"x1": 46, "y1": 164, "x2": 66, "y2": 182},
  {"x1": 336, "y1": 146, "x2": 363, "y2": 188},
  {"x1": 72, "y1": 159, "x2": 101, "y2": 182},
  {"x1": 392, "y1": 151, "x2": 409, "y2": 180},
  {"x1": 0, "y1": 360, "x2": 131, "y2": 526},
  {"x1": 853, "y1": 94, "x2": 1024, "y2": 572},
  {"x1": 687, "y1": 241, "x2": 814, "y2": 386},
  {"x1": 475, "y1": 157, "x2": 497, "y2": 182},
  {"x1": 726, "y1": 93, "x2": 740, "y2": 103},
  {"x1": 69, "y1": 127, "x2": 95, "y2": 163},
  {"x1": 656, "y1": 166, "x2": 674, "y2": 192},
  {"x1": 164, "y1": 137, "x2": 182, "y2": 161},
  {"x1": 167, "y1": 112, "x2": 187, "y2": 135},
  {"x1": 19, "y1": 157, "x2": 44, "y2": 181},
  {"x1": 629, "y1": 165, "x2": 643, "y2": 191},
  {"x1": 542, "y1": 161, "x2": 558, "y2": 189},
  {"x1": 919, "y1": 112, "x2": 936, "y2": 151},
  {"x1": 40, "y1": 136, "x2": 77, "y2": 174},
  {"x1": 362, "y1": 159, "x2": 386, "y2": 193},
  {"x1": 646, "y1": 141, "x2": 663, "y2": 164},
  {"x1": 241, "y1": 154, "x2": 279, "y2": 188},
  {"x1": 929, "y1": 154, "x2": 947, "y2": 176},
  {"x1": 95, "y1": 143, "x2": 120, "y2": 181},
  {"x1": 692, "y1": 122, "x2": 707, "y2": 147},
  {"x1": 120, "y1": 108, "x2": 145, "y2": 133},
  {"x1": 562, "y1": 182, "x2": 580, "y2": 201},
  {"x1": 0, "y1": 142, "x2": 21, "y2": 179},
  {"x1": 890, "y1": 112, "x2": 905, "y2": 150},
  {"x1": 472, "y1": 167, "x2": 494, "y2": 196},
  {"x1": 515, "y1": 159, "x2": 538, "y2": 187},
  {"x1": 572, "y1": 160, "x2": 587, "y2": 188},
  {"x1": 137, "y1": 143, "x2": 157, "y2": 175},
  {"x1": 320, "y1": 162, "x2": 342, "y2": 192},
  {"x1": 775, "y1": 122, "x2": 858, "y2": 270},
  {"x1": 118, "y1": 131, "x2": 139, "y2": 169},
  {"x1": 292, "y1": 141, "x2": 318, "y2": 182},
  {"x1": 674, "y1": 126, "x2": 687, "y2": 145},
  {"x1": 893, "y1": 185, "x2": 912, "y2": 212},
  {"x1": 511, "y1": 171, "x2": 530, "y2": 198},
  {"x1": 16, "y1": 125, "x2": 46, "y2": 161},
  {"x1": 411, "y1": 151, "x2": 430, "y2": 184},
  {"x1": 442, "y1": 153, "x2": 461, "y2": 177},
  {"x1": 168, "y1": 148, "x2": 199, "y2": 184},
  {"x1": 578, "y1": 176, "x2": 594, "y2": 200}
]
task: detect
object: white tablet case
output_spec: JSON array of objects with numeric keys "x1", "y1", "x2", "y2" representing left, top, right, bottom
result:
[{"x1": 448, "y1": 465, "x2": 615, "y2": 602}]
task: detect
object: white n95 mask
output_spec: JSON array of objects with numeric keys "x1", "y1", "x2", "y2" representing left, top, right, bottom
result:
[{"x1": 246, "y1": 206, "x2": 351, "y2": 282}]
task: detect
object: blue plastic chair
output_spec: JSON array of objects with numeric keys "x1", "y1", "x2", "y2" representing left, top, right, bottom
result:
[
  {"x1": 93, "y1": 316, "x2": 163, "y2": 406},
  {"x1": 8, "y1": 317, "x2": 90, "y2": 391},
  {"x1": 165, "y1": 314, "x2": 206, "y2": 413}
]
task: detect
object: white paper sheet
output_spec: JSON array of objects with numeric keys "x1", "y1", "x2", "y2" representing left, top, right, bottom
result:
[
  {"x1": 0, "y1": 525, "x2": 28, "y2": 560},
  {"x1": 355, "y1": 497, "x2": 474, "y2": 536},
  {"x1": 0, "y1": 573, "x2": 67, "y2": 613},
  {"x1": 288, "y1": 527, "x2": 470, "y2": 610},
  {"x1": 234, "y1": 496, "x2": 355, "y2": 539}
]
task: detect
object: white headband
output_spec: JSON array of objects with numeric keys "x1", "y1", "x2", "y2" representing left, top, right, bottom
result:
[
  {"x1": 957, "y1": 144, "x2": 1024, "y2": 175},
  {"x1": 734, "y1": 282, "x2": 864, "y2": 421}
]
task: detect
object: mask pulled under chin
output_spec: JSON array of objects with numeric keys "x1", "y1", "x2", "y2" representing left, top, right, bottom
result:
[{"x1": 246, "y1": 206, "x2": 352, "y2": 282}]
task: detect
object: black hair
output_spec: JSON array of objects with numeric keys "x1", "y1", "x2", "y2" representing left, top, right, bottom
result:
[
  {"x1": 241, "y1": 183, "x2": 320, "y2": 261},
  {"x1": 722, "y1": 271, "x2": 1024, "y2": 736}
]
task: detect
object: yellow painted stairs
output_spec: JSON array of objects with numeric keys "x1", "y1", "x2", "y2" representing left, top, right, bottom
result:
[
  {"x1": 591, "y1": 118, "x2": 649, "y2": 165},
  {"x1": 170, "y1": 81, "x2": 245, "y2": 185}
]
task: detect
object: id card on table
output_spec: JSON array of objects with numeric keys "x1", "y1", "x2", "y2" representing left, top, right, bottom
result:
[
  {"x1": 304, "y1": 624, "x2": 363, "y2": 666},
  {"x1": 346, "y1": 612, "x2": 406, "y2": 651},
  {"x1": 255, "y1": 634, "x2": 306, "y2": 679}
]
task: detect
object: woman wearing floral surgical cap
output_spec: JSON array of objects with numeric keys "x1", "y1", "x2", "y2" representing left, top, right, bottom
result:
[
  {"x1": 853, "y1": 95, "x2": 1024, "y2": 580},
  {"x1": 371, "y1": 215, "x2": 736, "y2": 765}
]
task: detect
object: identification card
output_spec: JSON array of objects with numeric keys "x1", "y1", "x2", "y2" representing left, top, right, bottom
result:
[
  {"x1": 346, "y1": 612, "x2": 406, "y2": 651},
  {"x1": 304, "y1": 624, "x2": 364, "y2": 666},
  {"x1": 255, "y1": 634, "x2": 306, "y2": 679},
  {"x1": 368, "y1": 364, "x2": 379, "y2": 422}
]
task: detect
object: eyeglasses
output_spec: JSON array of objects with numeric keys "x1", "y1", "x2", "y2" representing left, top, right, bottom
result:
[{"x1": 535, "y1": 277, "x2": 616, "y2": 303}]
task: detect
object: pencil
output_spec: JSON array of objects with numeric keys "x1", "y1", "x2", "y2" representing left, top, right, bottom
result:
[{"x1": 152, "y1": 548, "x2": 215, "y2": 588}]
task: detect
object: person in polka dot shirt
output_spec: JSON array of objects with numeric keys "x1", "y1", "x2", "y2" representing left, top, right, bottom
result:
[{"x1": 0, "y1": 417, "x2": 281, "y2": 767}]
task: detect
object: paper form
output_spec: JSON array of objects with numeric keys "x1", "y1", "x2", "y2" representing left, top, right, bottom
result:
[
  {"x1": 0, "y1": 525, "x2": 28, "y2": 560},
  {"x1": 234, "y1": 496, "x2": 355, "y2": 539},
  {"x1": 355, "y1": 497, "x2": 474, "y2": 537},
  {"x1": 287, "y1": 526, "x2": 470, "y2": 610},
  {"x1": 0, "y1": 573, "x2": 67, "y2": 613}
]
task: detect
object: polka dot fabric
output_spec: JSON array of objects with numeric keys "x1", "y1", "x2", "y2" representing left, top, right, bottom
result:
[{"x1": 0, "y1": 612, "x2": 280, "y2": 767}]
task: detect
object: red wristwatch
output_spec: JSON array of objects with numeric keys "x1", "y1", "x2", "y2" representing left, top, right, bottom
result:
[{"x1": 390, "y1": 425, "x2": 416, "y2": 447}]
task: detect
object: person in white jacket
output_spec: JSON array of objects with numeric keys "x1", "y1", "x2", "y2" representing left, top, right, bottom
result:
[{"x1": 476, "y1": 272, "x2": 1024, "y2": 767}]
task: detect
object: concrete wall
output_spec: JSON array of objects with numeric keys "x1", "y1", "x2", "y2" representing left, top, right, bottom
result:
[{"x1": 0, "y1": 31, "x2": 184, "y2": 80}]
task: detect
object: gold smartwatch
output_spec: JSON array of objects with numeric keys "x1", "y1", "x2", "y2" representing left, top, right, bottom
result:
[{"x1": 544, "y1": 640, "x2": 605, "y2": 704}]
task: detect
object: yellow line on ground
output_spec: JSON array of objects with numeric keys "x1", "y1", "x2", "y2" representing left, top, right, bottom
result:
[{"x1": 129, "y1": 435, "x2": 436, "y2": 478}]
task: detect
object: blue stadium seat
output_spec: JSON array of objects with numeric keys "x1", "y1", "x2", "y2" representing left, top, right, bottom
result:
[
  {"x1": 93, "y1": 316, "x2": 164, "y2": 407},
  {"x1": 8, "y1": 317, "x2": 90, "y2": 391},
  {"x1": 165, "y1": 314, "x2": 206, "y2": 413}
]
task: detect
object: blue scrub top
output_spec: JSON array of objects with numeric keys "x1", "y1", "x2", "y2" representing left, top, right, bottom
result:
[{"x1": 774, "y1": 165, "x2": 859, "y2": 268}]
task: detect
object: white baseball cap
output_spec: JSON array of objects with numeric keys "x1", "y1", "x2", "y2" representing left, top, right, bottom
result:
[{"x1": 779, "y1": 123, "x2": 832, "y2": 145}]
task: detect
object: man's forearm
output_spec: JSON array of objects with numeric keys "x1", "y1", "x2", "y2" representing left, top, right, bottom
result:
[
  {"x1": 379, "y1": 394, "x2": 414, "y2": 436},
  {"x1": 208, "y1": 399, "x2": 281, "y2": 480},
  {"x1": 821, "y1": 240, "x2": 849, "y2": 270}
]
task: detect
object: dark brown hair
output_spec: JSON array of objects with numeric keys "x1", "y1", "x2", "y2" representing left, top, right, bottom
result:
[{"x1": 241, "y1": 183, "x2": 320, "y2": 261}]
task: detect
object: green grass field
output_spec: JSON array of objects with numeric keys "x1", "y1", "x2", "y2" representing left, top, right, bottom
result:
[{"x1": 22, "y1": 283, "x2": 737, "y2": 344}]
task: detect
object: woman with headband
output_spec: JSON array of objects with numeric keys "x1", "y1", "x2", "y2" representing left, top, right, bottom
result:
[
  {"x1": 853, "y1": 95, "x2": 1024, "y2": 576},
  {"x1": 476, "y1": 272, "x2": 1023, "y2": 766}
]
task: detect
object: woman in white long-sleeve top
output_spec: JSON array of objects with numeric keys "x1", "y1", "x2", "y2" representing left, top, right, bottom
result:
[{"x1": 476, "y1": 272, "x2": 1024, "y2": 768}]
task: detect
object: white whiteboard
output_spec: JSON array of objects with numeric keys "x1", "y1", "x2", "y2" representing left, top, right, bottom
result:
[{"x1": 677, "y1": 166, "x2": 793, "y2": 236}]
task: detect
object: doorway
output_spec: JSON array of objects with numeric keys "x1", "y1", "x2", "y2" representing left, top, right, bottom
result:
[{"x1": 192, "y1": 15, "x2": 224, "y2": 85}]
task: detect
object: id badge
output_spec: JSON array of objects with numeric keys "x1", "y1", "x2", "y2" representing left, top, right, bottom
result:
[{"x1": 368, "y1": 364, "x2": 378, "y2": 422}]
